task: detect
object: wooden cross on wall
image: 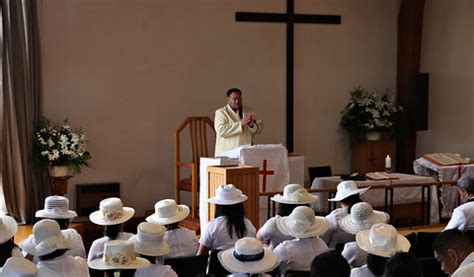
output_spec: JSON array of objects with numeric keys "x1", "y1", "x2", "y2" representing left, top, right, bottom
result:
[{"x1": 236, "y1": 0, "x2": 341, "y2": 152}]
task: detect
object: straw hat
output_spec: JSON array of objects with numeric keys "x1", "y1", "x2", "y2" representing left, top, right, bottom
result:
[
  {"x1": 35, "y1": 196, "x2": 77, "y2": 219},
  {"x1": 0, "y1": 215, "x2": 18, "y2": 244},
  {"x1": 356, "y1": 223, "x2": 410, "y2": 258},
  {"x1": 19, "y1": 219, "x2": 74, "y2": 257},
  {"x1": 276, "y1": 206, "x2": 329, "y2": 239},
  {"x1": 328, "y1": 181, "x2": 370, "y2": 202},
  {"x1": 338, "y1": 202, "x2": 390, "y2": 235},
  {"x1": 129, "y1": 222, "x2": 170, "y2": 257},
  {"x1": 218, "y1": 237, "x2": 278, "y2": 274},
  {"x1": 146, "y1": 199, "x2": 189, "y2": 225},
  {"x1": 271, "y1": 184, "x2": 318, "y2": 204},
  {"x1": 88, "y1": 240, "x2": 150, "y2": 270},
  {"x1": 89, "y1": 197, "x2": 135, "y2": 226},
  {"x1": 208, "y1": 184, "x2": 248, "y2": 205},
  {"x1": 0, "y1": 257, "x2": 37, "y2": 277}
]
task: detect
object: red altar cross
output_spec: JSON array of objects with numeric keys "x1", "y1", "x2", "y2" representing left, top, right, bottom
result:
[{"x1": 258, "y1": 159, "x2": 275, "y2": 192}]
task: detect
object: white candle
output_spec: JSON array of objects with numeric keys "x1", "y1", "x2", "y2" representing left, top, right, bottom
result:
[{"x1": 385, "y1": 155, "x2": 391, "y2": 169}]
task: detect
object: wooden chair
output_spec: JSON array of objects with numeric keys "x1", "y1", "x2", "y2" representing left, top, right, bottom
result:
[
  {"x1": 164, "y1": 254, "x2": 209, "y2": 276},
  {"x1": 175, "y1": 116, "x2": 215, "y2": 218}
]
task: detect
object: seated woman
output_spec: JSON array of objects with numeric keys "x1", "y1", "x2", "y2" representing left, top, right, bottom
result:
[
  {"x1": 146, "y1": 199, "x2": 198, "y2": 259},
  {"x1": 350, "y1": 223, "x2": 410, "y2": 277},
  {"x1": 274, "y1": 206, "x2": 329, "y2": 274},
  {"x1": 0, "y1": 214, "x2": 21, "y2": 267},
  {"x1": 444, "y1": 175, "x2": 474, "y2": 231},
  {"x1": 1, "y1": 256, "x2": 38, "y2": 276},
  {"x1": 257, "y1": 183, "x2": 317, "y2": 249},
  {"x1": 197, "y1": 184, "x2": 256, "y2": 255},
  {"x1": 321, "y1": 181, "x2": 370, "y2": 249},
  {"x1": 87, "y1": 197, "x2": 135, "y2": 263}
]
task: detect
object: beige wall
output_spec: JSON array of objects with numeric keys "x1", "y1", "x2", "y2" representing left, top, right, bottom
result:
[
  {"x1": 418, "y1": 0, "x2": 474, "y2": 160},
  {"x1": 38, "y1": 0, "x2": 399, "y2": 215}
]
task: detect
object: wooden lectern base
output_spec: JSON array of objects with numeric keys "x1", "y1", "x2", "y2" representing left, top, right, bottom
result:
[{"x1": 51, "y1": 176, "x2": 71, "y2": 195}]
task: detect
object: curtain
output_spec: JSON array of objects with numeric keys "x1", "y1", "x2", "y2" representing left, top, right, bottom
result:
[{"x1": 2, "y1": 0, "x2": 49, "y2": 223}]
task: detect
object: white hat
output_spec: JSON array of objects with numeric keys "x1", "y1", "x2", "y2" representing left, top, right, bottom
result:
[
  {"x1": 208, "y1": 184, "x2": 248, "y2": 205},
  {"x1": 0, "y1": 257, "x2": 38, "y2": 277},
  {"x1": 276, "y1": 206, "x2": 329, "y2": 239},
  {"x1": 19, "y1": 219, "x2": 74, "y2": 257},
  {"x1": 146, "y1": 199, "x2": 189, "y2": 225},
  {"x1": 88, "y1": 240, "x2": 150, "y2": 270},
  {"x1": 338, "y1": 202, "x2": 390, "y2": 235},
  {"x1": 356, "y1": 223, "x2": 410, "y2": 258},
  {"x1": 129, "y1": 222, "x2": 170, "y2": 257},
  {"x1": 271, "y1": 184, "x2": 318, "y2": 204},
  {"x1": 0, "y1": 215, "x2": 18, "y2": 244},
  {"x1": 328, "y1": 181, "x2": 370, "y2": 202},
  {"x1": 89, "y1": 197, "x2": 135, "y2": 226},
  {"x1": 35, "y1": 196, "x2": 77, "y2": 219},
  {"x1": 218, "y1": 237, "x2": 278, "y2": 274}
]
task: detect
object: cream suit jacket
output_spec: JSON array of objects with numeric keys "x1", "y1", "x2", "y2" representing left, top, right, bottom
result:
[{"x1": 214, "y1": 105, "x2": 263, "y2": 156}]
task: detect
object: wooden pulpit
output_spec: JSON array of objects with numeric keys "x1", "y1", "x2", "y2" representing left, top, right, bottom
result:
[{"x1": 207, "y1": 165, "x2": 259, "y2": 226}]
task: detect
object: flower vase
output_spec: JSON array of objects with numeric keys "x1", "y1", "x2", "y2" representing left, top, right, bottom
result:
[
  {"x1": 366, "y1": 131, "x2": 382, "y2": 141},
  {"x1": 48, "y1": 166, "x2": 71, "y2": 177}
]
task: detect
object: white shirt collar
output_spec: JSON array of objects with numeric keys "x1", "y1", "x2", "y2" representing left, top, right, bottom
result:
[{"x1": 459, "y1": 252, "x2": 474, "y2": 269}]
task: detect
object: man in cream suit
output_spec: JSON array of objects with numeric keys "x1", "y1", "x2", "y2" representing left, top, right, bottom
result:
[{"x1": 214, "y1": 88, "x2": 263, "y2": 156}]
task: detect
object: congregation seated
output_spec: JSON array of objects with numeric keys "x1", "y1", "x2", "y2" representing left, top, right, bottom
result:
[
  {"x1": 444, "y1": 175, "x2": 474, "y2": 231},
  {"x1": 257, "y1": 184, "x2": 316, "y2": 250},
  {"x1": 0, "y1": 214, "x2": 22, "y2": 267},
  {"x1": 433, "y1": 229, "x2": 474, "y2": 276},
  {"x1": 310, "y1": 250, "x2": 350, "y2": 277},
  {"x1": 146, "y1": 199, "x2": 198, "y2": 259}
]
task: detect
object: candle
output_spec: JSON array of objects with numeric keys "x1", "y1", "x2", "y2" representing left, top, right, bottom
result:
[{"x1": 385, "y1": 155, "x2": 391, "y2": 169}]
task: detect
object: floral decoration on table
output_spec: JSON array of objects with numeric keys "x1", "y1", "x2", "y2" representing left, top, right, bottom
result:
[
  {"x1": 33, "y1": 117, "x2": 92, "y2": 176},
  {"x1": 340, "y1": 86, "x2": 403, "y2": 141}
]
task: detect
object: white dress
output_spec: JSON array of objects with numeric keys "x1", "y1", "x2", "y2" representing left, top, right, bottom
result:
[
  {"x1": 321, "y1": 208, "x2": 355, "y2": 248},
  {"x1": 342, "y1": 241, "x2": 368, "y2": 267},
  {"x1": 274, "y1": 237, "x2": 329, "y2": 274},
  {"x1": 444, "y1": 202, "x2": 474, "y2": 231},
  {"x1": 350, "y1": 265, "x2": 378, "y2": 277},
  {"x1": 87, "y1": 232, "x2": 133, "y2": 262},
  {"x1": 200, "y1": 216, "x2": 256, "y2": 250},
  {"x1": 135, "y1": 262, "x2": 178, "y2": 277},
  {"x1": 258, "y1": 216, "x2": 293, "y2": 249},
  {"x1": 37, "y1": 255, "x2": 89, "y2": 277},
  {"x1": 164, "y1": 228, "x2": 199, "y2": 259}
]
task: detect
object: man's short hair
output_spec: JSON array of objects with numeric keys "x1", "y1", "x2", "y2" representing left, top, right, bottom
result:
[
  {"x1": 226, "y1": 88, "x2": 242, "y2": 97},
  {"x1": 311, "y1": 250, "x2": 350, "y2": 277},
  {"x1": 458, "y1": 175, "x2": 474, "y2": 194},
  {"x1": 384, "y1": 252, "x2": 422, "y2": 277},
  {"x1": 433, "y1": 229, "x2": 474, "y2": 254}
]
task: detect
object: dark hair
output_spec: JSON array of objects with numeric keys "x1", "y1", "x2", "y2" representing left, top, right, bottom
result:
[
  {"x1": 340, "y1": 194, "x2": 362, "y2": 214},
  {"x1": 215, "y1": 203, "x2": 246, "y2": 239},
  {"x1": 104, "y1": 224, "x2": 122, "y2": 240},
  {"x1": 38, "y1": 248, "x2": 68, "y2": 261},
  {"x1": 310, "y1": 250, "x2": 350, "y2": 277},
  {"x1": 458, "y1": 175, "x2": 474, "y2": 194},
  {"x1": 139, "y1": 253, "x2": 157, "y2": 264},
  {"x1": 105, "y1": 269, "x2": 136, "y2": 277},
  {"x1": 0, "y1": 239, "x2": 17, "y2": 267},
  {"x1": 277, "y1": 203, "x2": 309, "y2": 217},
  {"x1": 226, "y1": 88, "x2": 242, "y2": 97},
  {"x1": 384, "y1": 252, "x2": 422, "y2": 277},
  {"x1": 38, "y1": 217, "x2": 69, "y2": 230},
  {"x1": 165, "y1": 222, "x2": 180, "y2": 231},
  {"x1": 366, "y1": 253, "x2": 389, "y2": 275},
  {"x1": 433, "y1": 229, "x2": 474, "y2": 254}
]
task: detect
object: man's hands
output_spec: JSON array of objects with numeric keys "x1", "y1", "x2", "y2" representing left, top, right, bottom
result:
[{"x1": 241, "y1": 112, "x2": 257, "y2": 127}]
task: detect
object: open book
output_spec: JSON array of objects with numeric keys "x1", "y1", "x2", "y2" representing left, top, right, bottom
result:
[
  {"x1": 365, "y1": 172, "x2": 399, "y2": 180},
  {"x1": 424, "y1": 153, "x2": 470, "y2": 166}
]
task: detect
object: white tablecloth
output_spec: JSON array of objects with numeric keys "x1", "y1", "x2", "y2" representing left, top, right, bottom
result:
[{"x1": 310, "y1": 173, "x2": 439, "y2": 224}]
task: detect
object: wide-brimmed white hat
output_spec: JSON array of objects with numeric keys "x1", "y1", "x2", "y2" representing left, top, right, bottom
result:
[
  {"x1": 146, "y1": 199, "x2": 189, "y2": 225},
  {"x1": 208, "y1": 184, "x2": 248, "y2": 205},
  {"x1": 276, "y1": 206, "x2": 329, "y2": 239},
  {"x1": 271, "y1": 184, "x2": 318, "y2": 204},
  {"x1": 89, "y1": 197, "x2": 135, "y2": 226},
  {"x1": 0, "y1": 215, "x2": 18, "y2": 244},
  {"x1": 35, "y1": 196, "x2": 77, "y2": 219},
  {"x1": 218, "y1": 237, "x2": 278, "y2": 274},
  {"x1": 0, "y1": 257, "x2": 38, "y2": 277},
  {"x1": 338, "y1": 202, "x2": 390, "y2": 235},
  {"x1": 19, "y1": 219, "x2": 74, "y2": 257},
  {"x1": 88, "y1": 240, "x2": 150, "y2": 270},
  {"x1": 356, "y1": 223, "x2": 410, "y2": 258},
  {"x1": 328, "y1": 181, "x2": 370, "y2": 202},
  {"x1": 129, "y1": 222, "x2": 170, "y2": 257}
]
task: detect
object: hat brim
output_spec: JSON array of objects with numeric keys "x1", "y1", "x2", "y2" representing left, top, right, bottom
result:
[
  {"x1": 270, "y1": 194, "x2": 318, "y2": 205},
  {"x1": 89, "y1": 207, "x2": 135, "y2": 226},
  {"x1": 19, "y1": 229, "x2": 75, "y2": 257},
  {"x1": 129, "y1": 235, "x2": 170, "y2": 257},
  {"x1": 328, "y1": 187, "x2": 370, "y2": 202},
  {"x1": 36, "y1": 209, "x2": 77, "y2": 219},
  {"x1": 218, "y1": 247, "x2": 278, "y2": 274},
  {"x1": 356, "y1": 230, "x2": 410, "y2": 258},
  {"x1": 208, "y1": 195, "x2": 248, "y2": 205},
  {"x1": 276, "y1": 216, "x2": 329, "y2": 239},
  {"x1": 88, "y1": 257, "x2": 150, "y2": 270},
  {"x1": 145, "y1": 205, "x2": 190, "y2": 225},
  {"x1": 338, "y1": 211, "x2": 390, "y2": 235},
  {"x1": 0, "y1": 216, "x2": 18, "y2": 244}
]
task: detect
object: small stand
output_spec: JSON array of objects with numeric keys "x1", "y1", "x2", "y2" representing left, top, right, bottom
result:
[{"x1": 50, "y1": 176, "x2": 72, "y2": 196}]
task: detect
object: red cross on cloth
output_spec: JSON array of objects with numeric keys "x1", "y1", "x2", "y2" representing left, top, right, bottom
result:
[{"x1": 258, "y1": 159, "x2": 275, "y2": 192}]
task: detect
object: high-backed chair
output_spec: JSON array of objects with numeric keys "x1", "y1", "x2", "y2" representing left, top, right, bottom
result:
[
  {"x1": 164, "y1": 254, "x2": 209, "y2": 276},
  {"x1": 308, "y1": 166, "x2": 332, "y2": 185},
  {"x1": 175, "y1": 116, "x2": 215, "y2": 218}
]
